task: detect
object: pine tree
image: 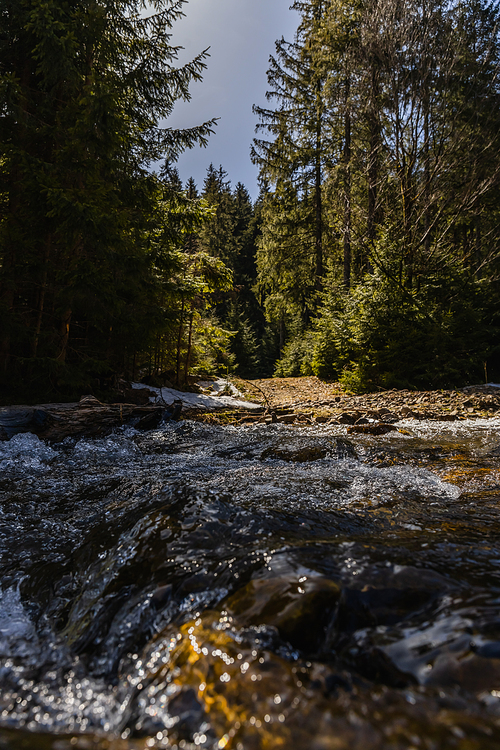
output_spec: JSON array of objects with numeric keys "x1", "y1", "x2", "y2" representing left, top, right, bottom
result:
[
  {"x1": 196, "y1": 166, "x2": 265, "y2": 376},
  {"x1": 197, "y1": 164, "x2": 238, "y2": 267},
  {"x1": 312, "y1": 0, "x2": 500, "y2": 388},
  {"x1": 185, "y1": 177, "x2": 199, "y2": 200},
  {"x1": 255, "y1": 0, "x2": 500, "y2": 387},
  {"x1": 252, "y1": 0, "x2": 336, "y2": 356},
  {"x1": 0, "y1": 0, "x2": 216, "y2": 399}
]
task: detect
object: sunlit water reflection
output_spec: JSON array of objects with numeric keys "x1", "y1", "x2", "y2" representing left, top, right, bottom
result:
[{"x1": 1, "y1": 418, "x2": 500, "y2": 748}]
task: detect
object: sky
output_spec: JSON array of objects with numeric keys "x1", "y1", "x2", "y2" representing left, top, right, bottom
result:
[{"x1": 166, "y1": 0, "x2": 299, "y2": 199}]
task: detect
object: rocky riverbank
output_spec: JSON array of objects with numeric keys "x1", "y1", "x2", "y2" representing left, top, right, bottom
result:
[
  {"x1": 204, "y1": 376, "x2": 500, "y2": 428},
  {"x1": 2, "y1": 377, "x2": 499, "y2": 440}
]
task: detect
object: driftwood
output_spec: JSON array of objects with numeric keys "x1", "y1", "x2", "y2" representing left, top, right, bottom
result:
[{"x1": 0, "y1": 396, "x2": 176, "y2": 442}]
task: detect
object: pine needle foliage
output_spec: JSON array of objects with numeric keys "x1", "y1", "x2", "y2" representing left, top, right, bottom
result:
[
  {"x1": 254, "y1": 0, "x2": 500, "y2": 388},
  {"x1": 0, "y1": 0, "x2": 217, "y2": 401}
]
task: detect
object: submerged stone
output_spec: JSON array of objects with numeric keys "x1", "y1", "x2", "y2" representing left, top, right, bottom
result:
[
  {"x1": 347, "y1": 422, "x2": 398, "y2": 435},
  {"x1": 224, "y1": 576, "x2": 341, "y2": 652},
  {"x1": 261, "y1": 446, "x2": 327, "y2": 462}
]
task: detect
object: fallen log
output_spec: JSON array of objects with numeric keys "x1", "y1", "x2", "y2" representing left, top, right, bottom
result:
[{"x1": 0, "y1": 396, "x2": 171, "y2": 442}]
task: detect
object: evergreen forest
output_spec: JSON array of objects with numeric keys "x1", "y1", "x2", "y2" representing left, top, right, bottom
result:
[{"x1": 1, "y1": 0, "x2": 500, "y2": 403}]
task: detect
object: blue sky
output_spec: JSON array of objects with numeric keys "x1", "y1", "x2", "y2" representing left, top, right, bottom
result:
[{"x1": 166, "y1": 0, "x2": 299, "y2": 199}]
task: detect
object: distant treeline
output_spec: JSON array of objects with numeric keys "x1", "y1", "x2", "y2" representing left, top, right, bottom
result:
[{"x1": 1, "y1": 0, "x2": 500, "y2": 404}]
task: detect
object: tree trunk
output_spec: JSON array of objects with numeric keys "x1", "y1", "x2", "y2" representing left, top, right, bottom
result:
[
  {"x1": 56, "y1": 309, "x2": 72, "y2": 363},
  {"x1": 343, "y1": 76, "x2": 352, "y2": 290},
  {"x1": 184, "y1": 310, "x2": 195, "y2": 385},
  {"x1": 475, "y1": 216, "x2": 482, "y2": 278},
  {"x1": 175, "y1": 298, "x2": 185, "y2": 386},
  {"x1": 0, "y1": 59, "x2": 31, "y2": 374},
  {"x1": 314, "y1": 77, "x2": 324, "y2": 289},
  {"x1": 422, "y1": 7, "x2": 431, "y2": 261},
  {"x1": 367, "y1": 66, "x2": 380, "y2": 272},
  {"x1": 32, "y1": 236, "x2": 52, "y2": 358}
]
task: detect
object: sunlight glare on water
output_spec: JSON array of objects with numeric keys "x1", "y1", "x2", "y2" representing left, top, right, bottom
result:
[{"x1": 1, "y1": 418, "x2": 500, "y2": 748}]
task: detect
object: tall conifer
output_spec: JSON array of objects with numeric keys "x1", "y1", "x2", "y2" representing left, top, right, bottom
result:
[{"x1": 0, "y1": 0, "x2": 216, "y2": 397}]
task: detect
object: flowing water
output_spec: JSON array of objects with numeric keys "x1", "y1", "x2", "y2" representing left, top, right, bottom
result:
[{"x1": 1, "y1": 418, "x2": 500, "y2": 749}]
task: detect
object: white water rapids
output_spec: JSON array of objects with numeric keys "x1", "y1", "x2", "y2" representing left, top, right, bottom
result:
[{"x1": 1, "y1": 418, "x2": 500, "y2": 749}]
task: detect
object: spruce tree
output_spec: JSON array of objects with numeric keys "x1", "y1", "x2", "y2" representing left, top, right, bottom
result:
[
  {"x1": 195, "y1": 166, "x2": 265, "y2": 376},
  {"x1": 0, "y1": 0, "x2": 216, "y2": 399},
  {"x1": 255, "y1": 0, "x2": 500, "y2": 387},
  {"x1": 252, "y1": 0, "x2": 334, "y2": 347}
]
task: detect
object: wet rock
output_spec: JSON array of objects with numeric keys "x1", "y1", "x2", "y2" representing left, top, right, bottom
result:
[
  {"x1": 471, "y1": 641, "x2": 500, "y2": 659},
  {"x1": 133, "y1": 408, "x2": 165, "y2": 431},
  {"x1": 133, "y1": 613, "x2": 335, "y2": 749},
  {"x1": 295, "y1": 415, "x2": 313, "y2": 424},
  {"x1": 261, "y1": 446, "x2": 327, "y2": 462},
  {"x1": 400, "y1": 406, "x2": 421, "y2": 419},
  {"x1": 332, "y1": 437, "x2": 357, "y2": 458},
  {"x1": 336, "y1": 584, "x2": 439, "y2": 633},
  {"x1": 349, "y1": 646, "x2": 417, "y2": 688},
  {"x1": 130, "y1": 610, "x2": 500, "y2": 750},
  {"x1": 151, "y1": 583, "x2": 173, "y2": 608},
  {"x1": 347, "y1": 422, "x2": 398, "y2": 436},
  {"x1": 314, "y1": 415, "x2": 330, "y2": 424},
  {"x1": 163, "y1": 400, "x2": 182, "y2": 422},
  {"x1": 379, "y1": 411, "x2": 399, "y2": 423},
  {"x1": 225, "y1": 575, "x2": 341, "y2": 652},
  {"x1": 476, "y1": 397, "x2": 500, "y2": 411},
  {"x1": 309, "y1": 663, "x2": 353, "y2": 697},
  {"x1": 162, "y1": 687, "x2": 207, "y2": 742},
  {"x1": 425, "y1": 651, "x2": 500, "y2": 692},
  {"x1": 0, "y1": 408, "x2": 53, "y2": 440},
  {"x1": 337, "y1": 413, "x2": 359, "y2": 425},
  {"x1": 277, "y1": 413, "x2": 297, "y2": 424}
]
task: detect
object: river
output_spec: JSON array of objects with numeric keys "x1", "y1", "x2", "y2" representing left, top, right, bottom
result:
[{"x1": 1, "y1": 417, "x2": 500, "y2": 749}]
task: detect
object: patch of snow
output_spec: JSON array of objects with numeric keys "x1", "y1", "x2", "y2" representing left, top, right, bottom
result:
[
  {"x1": 131, "y1": 381, "x2": 261, "y2": 411},
  {"x1": 197, "y1": 377, "x2": 242, "y2": 397}
]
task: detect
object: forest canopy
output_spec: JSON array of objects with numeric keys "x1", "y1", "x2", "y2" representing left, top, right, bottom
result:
[{"x1": 1, "y1": 0, "x2": 500, "y2": 403}]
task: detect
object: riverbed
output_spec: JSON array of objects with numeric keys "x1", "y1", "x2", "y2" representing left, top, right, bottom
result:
[{"x1": 1, "y1": 418, "x2": 500, "y2": 749}]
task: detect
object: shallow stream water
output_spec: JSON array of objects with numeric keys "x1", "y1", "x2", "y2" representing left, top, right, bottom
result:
[{"x1": 2, "y1": 418, "x2": 500, "y2": 749}]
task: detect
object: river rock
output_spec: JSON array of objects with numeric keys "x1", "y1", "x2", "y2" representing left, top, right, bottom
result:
[
  {"x1": 314, "y1": 415, "x2": 330, "y2": 424},
  {"x1": 261, "y1": 446, "x2": 327, "y2": 462},
  {"x1": 225, "y1": 575, "x2": 341, "y2": 652},
  {"x1": 424, "y1": 651, "x2": 500, "y2": 692},
  {"x1": 0, "y1": 408, "x2": 53, "y2": 440},
  {"x1": 347, "y1": 422, "x2": 398, "y2": 436},
  {"x1": 337, "y1": 413, "x2": 359, "y2": 425},
  {"x1": 277, "y1": 413, "x2": 297, "y2": 424}
]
